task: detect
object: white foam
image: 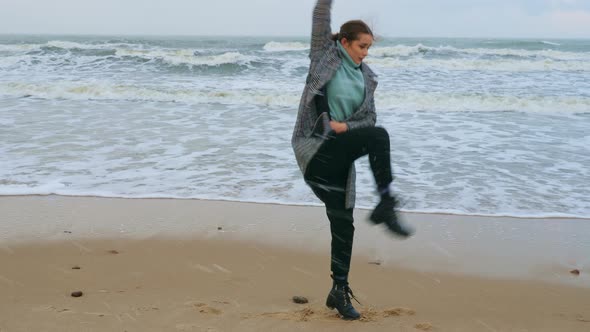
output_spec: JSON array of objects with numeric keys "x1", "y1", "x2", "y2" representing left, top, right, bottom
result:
[
  {"x1": 366, "y1": 56, "x2": 590, "y2": 72},
  {"x1": 115, "y1": 49, "x2": 255, "y2": 66},
  {"x1": 5, "y1": 81, "x2": 588, "y2": 114},
  {"x1": 0, "y1": 41, "x2": 255, "y2": 68},
  {"x1": 0, "y1": 180, "x2": 67, "y2": 196},
  {"x1": 370, "y1": 44, "x2": 431, "y2": 57},
  {"x1": 2, "y1": 95, "x2": 589, "y2": 219},
  {"x1": 0, "y1": 118, "x2": 15, "y2": 126},
  {"x1": 0, "y1": 44, "x2": 40, "y2": 52},
  {"x1": 46, "y1": 40, "x2": 97, "y2": 50},
  {"x1": 370, "y1": 44, "x2": 589, "y2": 61},
  {"x1": 46, "y1": 40, "x2": 135, "y2": 51},
  {"x1": 0, "y1": 81, "x2": 301, "y2": 107},
  {"x1": 263, "y1": 41, "x2": 309, "y2": 52},
  {"x1": 375, "y1": 91, "x2": 590, "y2": 114}
]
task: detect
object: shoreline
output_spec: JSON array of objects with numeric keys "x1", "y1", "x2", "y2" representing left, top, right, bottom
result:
[
  {"x1": 1, "y1": 195, "x2": 588, "y2": 286},
  {"x1": 2, "y1": 193, "x2": 589, "y2": 220}
]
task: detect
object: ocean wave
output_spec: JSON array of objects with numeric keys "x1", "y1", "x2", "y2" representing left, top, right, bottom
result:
[
  {"x1": 3, "y1": 39, "x2": 588, "y2": 73},
  {"x1": 0, "y1": 50, "x2": 255, "y2": 71},
  {"x1": 115, "y1": 49, "x2": 255, "y2": 67},
  {"x1": 46, "y1": 40, "x2": 117, "y2": 50},
  {"x1": 3, "y1": 52, "x2": 585, "y2": 74},
  {"x1": 3, "y1": 81, "x2": 589, "y2": 114},
  {"x1": 365, "y1": 56, "x2": 590, "y2": 72},
  {"x1": 376, "y1": 91, "x2": 590, "y2": 114},
  {"x1": 263, "y1": 41, "x2": 309, "y2": 52},
  {"x1": 0, "y1": 82, "x2": 300, "y2": 107},
  {"x1": 1, "y1": 41, "x2": 250, "y2": 68},
  {"x1": 0, "y1": 43, "x2": 40, "y2": 53},
  {"x1": 370, "y1": 44, "x2": 590, "y2": 61},
  {"x1": 0, "y1": 40, "x2": 136, "y2": 53}
]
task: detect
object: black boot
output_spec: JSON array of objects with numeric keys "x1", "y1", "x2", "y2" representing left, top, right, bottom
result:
[
  {"x1": 325, "y1": 279, "x2": 361, "y2": 320},
  {"x1": 370, "y1": 195, "x2": 413, "y2": 238}
]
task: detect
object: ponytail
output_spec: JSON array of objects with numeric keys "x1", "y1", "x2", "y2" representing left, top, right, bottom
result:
[{"x1": 332, "y1": 20, "x2": 374, "y2": 42}]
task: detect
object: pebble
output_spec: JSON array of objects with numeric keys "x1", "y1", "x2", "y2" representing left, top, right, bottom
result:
[
  {"x1": 72, "y1": 266, "x2": 81, "y2": 270},
  {"x1": 292, "y1": 296, "x2": 309, "y2": 304},
  {"x1": 570, "y1": 269, "x2": 581, "y2": 276},
  {"x1": 218, "y1": 227, "x2": 223, "y2": 230},
  {"x1": 108, "y1": 250, "x2": 119, "y2": 254},
  {"x1": 71, "y1": 291, "x2": 83, "y2": 297}
]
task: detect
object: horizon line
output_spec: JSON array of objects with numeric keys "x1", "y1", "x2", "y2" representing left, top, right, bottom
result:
[{"x1": 1, "y1": 32, "x2": 589, "y2": 41}]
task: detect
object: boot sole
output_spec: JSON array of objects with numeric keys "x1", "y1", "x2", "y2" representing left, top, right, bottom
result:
[
  {"x1": 326, "y1": 295, "x2": 361, "y2": 320},
  {"x1": 369, "y1": 215, "x2": 413, "y2": 238},
  {"x1": 369, "y1": 212, "x2": 386, "y2": 224}
]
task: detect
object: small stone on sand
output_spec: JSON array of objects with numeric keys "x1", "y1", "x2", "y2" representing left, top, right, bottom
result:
[
  {"x1": 108, "y1": 250, "x2": 119, "y2": 254},
  {"x1": 71, "y1": 291, "x2": 83, "y2": 297},
  {"x1": 218, "y1": 227, "x2": 223, "y2": 230},
  {"x1": 292, "y1": 296, "x2": 308, "y2": 304},
  {"x1": 570, "y1": 269, "x2": 580, "y2": 276},
  {"x1": 72, "y1": 266, "x2": 80, "y2": 270}
]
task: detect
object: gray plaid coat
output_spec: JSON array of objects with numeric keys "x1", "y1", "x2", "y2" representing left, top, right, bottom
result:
[{"x1": 291, "y1": 0, "x2": 379, "y2": 209}]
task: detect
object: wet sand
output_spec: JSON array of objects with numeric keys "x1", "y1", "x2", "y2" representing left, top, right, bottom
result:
[{"x1": 0, "y1": 196, "x2": 589, "y2": 331}]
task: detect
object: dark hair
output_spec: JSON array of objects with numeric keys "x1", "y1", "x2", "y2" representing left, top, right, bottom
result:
[{"x1": 332, "y1": 20, "x2": 374, "y2": 42}]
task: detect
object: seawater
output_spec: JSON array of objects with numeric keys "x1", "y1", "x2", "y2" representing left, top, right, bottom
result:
[{"x1": 1, "y1": 35, "x2": 589, "y2": 218}]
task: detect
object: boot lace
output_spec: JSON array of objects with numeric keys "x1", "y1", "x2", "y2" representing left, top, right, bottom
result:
[{"x1": 343, "y1": 286, "x2": 361, "y2": 306}]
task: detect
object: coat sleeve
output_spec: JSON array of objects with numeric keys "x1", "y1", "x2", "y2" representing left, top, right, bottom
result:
[{"x1": 309, "y1": 0, "x2": 333, "y2": 59}]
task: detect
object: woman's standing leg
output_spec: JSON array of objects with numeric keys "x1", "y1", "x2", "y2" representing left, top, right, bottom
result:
[
  {"x1": 306, "y1": 147, "x2": 361, "y2": 319},
  {"x1": 326, "y1": 208, "x2": 355, "y2": 278},
  {"x1": 306, "y1": 146, "x2": 355, "y2": 276}
]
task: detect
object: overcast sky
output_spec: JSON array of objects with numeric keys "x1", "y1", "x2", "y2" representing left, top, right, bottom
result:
[{"x1": 1, "y1": 0, "x2": 589, "y2": 38}]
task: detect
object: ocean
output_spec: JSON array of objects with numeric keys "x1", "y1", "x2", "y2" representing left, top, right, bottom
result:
[{"x1": 1, "y1": 35, "x2": 589, "y2": 218}]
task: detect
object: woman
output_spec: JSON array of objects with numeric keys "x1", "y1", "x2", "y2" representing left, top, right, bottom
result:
[{"x1": 291, "y1": 0, "x2": 414, "y2": 320}]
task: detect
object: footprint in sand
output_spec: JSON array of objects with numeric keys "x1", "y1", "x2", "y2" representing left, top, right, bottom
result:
[
  {"x1": 176, "y1": 323, "x2": 219, "y2": 331},
  {"x1": 360, "y1": 307, "x2": 416, "y2": 322},
  {"x1": 248, "y1": 306, "x2": 418, "y2": 323},
  {"x1": 383, "y1": 307, "x2": 416, "y2": 317},
  {"x1": 252, "y1": 307, "x2": 327, "y2": 322},
  {"x1": 191, "y1": 303, "x2": 222, "y2": 315}
]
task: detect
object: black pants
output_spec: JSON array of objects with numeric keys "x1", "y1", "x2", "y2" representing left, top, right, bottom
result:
[{"x1": 304, "y1": 126, "x2": 394, "y2": 277}]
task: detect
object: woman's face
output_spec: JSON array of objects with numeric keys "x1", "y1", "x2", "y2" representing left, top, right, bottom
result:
[{"x1": 341, "y1": 33, "x2": 373, "y2": 65}]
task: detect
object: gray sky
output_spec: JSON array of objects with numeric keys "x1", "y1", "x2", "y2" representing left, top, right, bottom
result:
[{"x1": 1, "y1": 0, "x2": 590, "y2": 38}]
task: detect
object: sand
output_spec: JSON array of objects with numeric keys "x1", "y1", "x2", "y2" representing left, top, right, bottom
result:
[{"x1": 0, "y1": 196, "x2": 589, "y2": 331}]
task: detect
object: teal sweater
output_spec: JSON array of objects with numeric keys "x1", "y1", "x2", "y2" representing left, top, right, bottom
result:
[{"x1": 325, "y1": 41, "x2": 366, "y2": 122}]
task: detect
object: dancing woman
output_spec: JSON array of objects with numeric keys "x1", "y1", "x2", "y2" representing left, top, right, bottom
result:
[{"x1": 291, "y1": 0, "x2": 414, "y2": 320}]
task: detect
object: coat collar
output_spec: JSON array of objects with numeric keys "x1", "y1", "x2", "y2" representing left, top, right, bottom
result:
[{"x1": 305, "y1": 43, "x2": 378, "y2": 105}]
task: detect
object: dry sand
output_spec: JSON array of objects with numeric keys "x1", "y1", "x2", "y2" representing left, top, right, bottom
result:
[{"x1": 1, "y1": 196, "x2": 589, "y2": 331}]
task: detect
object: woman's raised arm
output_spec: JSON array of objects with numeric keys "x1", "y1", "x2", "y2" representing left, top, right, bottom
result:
[{"x1": 310, "y1": 0, "x2": 333, "y2": 59}]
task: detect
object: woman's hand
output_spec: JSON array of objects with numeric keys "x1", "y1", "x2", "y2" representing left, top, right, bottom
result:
[{"x1": 330, "y1": 121, "x2": 348, "y2": 134}]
